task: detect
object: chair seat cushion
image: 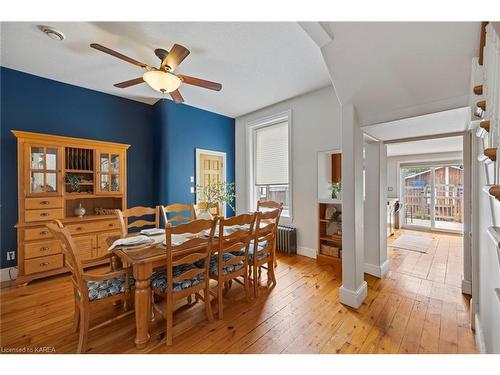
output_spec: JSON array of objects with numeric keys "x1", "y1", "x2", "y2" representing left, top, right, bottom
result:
[
  {"x1": 231, "y1": 241, "x2": 269, "y2": 260},
  {"x1": 208, "y1": 253, "x2": 244, "y2": 276},
  {"x1": 151, "y1": 264, "x2": 204, "y2": 293},
  {"x1": 86, "y1": 275, "x2": 134, "y2": 302}
]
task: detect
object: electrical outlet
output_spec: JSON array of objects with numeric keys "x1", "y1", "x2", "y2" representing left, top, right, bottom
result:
[
  {"x1": 190, "y1": 176, "x2": 195, "y2": 183},
  {"x1": 190, "y1": 187, "x2": 195, "y2": 194},
  {"x1": 7, "y1": 251, "x2": 15, "y2": 261}
]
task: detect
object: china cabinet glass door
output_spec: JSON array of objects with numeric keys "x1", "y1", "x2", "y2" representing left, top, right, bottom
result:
[
  {"x1": 26, "y1": 145, "x2": 61, "y2": 195},
  {"x1": 97, "y1": 151, "x2": 121, "y2": 193}
]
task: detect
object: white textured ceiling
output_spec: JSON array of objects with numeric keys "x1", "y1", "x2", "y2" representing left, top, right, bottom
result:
[
  {"x1": 361, "y1": 107, "x2": 470, "y2": 141},
  {"x1": 0, "y1": 22, "x2": 331, "y2": 117},
  {"x1": 318, "y1": 22, "x2": 480, "y2": 125},
  {"x1": 386, "y1": 136, "x2": 463, "y2": 157}
]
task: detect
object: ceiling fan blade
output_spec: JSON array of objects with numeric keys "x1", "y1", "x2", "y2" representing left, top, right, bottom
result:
[
  {"x1": 169, "y1": 89, "x2": 184, "y2": 103},
  {"x1": 161, "y1": 44, "x2": 190, "y2": 71},
  {"x1": 90, "y1": 43, "x2": 148, "y2": 69},
  {"x1": 179, "y1": 75, "x2": 222, "y2": 91},
  {"x1": 114, "y1": 77, "x2": 145, "y2": 88}
]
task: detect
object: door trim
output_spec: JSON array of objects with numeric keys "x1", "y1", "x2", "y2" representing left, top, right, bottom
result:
[{"x1": 195, "y1": 148, "x2": 227, "y2": 216}]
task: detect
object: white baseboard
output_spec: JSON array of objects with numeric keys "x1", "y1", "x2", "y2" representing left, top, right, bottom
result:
[
  {"x1": 339, "y1": 281, "x2": 368, "y2": 309},
  {"x1": 364, "y1": 259, "x2": 390, "y2": 278},
  {"x1": 297, "y1": 246, "x2": 317, "y2": 259},
  {"x1": 461, "y1": 276, "x2": 472, "y2": 295},
  {"x1": 0, "y1": 267, "x2": 17, "y2": 282},
  {"x1": 474, "y1": 313, "x2": 486, "y2": 353}
]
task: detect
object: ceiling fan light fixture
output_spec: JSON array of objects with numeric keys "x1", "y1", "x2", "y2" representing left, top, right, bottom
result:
[{"x1": 142, "y1": 70, "x2": 181, "y2": 93}]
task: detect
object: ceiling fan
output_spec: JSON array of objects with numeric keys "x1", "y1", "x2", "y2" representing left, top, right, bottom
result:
[{"x1": 90, "y1": 43, "x2": 222, "y2": 103}]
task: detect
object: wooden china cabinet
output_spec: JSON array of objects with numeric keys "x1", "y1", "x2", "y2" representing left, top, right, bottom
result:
[{"x1": 12, "y1": 131, "x2": 130, "y2": 285}]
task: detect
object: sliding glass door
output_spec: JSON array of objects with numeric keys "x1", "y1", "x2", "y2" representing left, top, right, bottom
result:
[
  {"x1": 401, "y1": 164, "x2": 463, "y2": 232},
  {"x1": 401, "y1": 166, "x2": 433, "y2": 229}
]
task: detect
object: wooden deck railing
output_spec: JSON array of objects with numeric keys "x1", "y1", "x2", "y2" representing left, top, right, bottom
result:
[{"x1": 403, "y1": 185, "x2": 463, "y2": 224}]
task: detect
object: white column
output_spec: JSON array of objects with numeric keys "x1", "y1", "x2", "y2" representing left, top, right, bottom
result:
[
  {"x1": 363, "y1": 140, "x2": 389, "y2": 278},
  {"x1": 462, "y1": 132, "x2": 472, "y2": 295},
  {"x1": 340, "y1": 105, "x2": 367, "y2": 308}
]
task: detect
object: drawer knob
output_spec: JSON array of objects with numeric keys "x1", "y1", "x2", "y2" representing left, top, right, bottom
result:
[
  {"x1": 40, "y1": 262, "x2": 50, "y2": 266},
  {"x1": 76, "y1": 226, "x2": 83, "y2": 231},
  {"x1": 40, "y1": 230, "x2": 49, "y2": 235},
  {"x1": 40, "y1": 201, "x2": 49, "y2": 205},
  {"x1": 108, "y1": 223, "x2": 114, "y2": 227},
  {"x1": 40, "y1": 247, "x2": 49, "y2": 251},
  {"x1": 40, "y1": 212, "x2": 49, "y2": 217}
]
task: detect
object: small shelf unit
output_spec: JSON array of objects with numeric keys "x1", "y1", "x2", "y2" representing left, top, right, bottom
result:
[{"x1": 317, "y1": 201, "x2": 342, "y2": 264}]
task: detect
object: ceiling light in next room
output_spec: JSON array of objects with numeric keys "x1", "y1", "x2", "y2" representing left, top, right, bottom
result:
[{"x1": 37, "y1": 25, "x2": 65, "y2": 41}]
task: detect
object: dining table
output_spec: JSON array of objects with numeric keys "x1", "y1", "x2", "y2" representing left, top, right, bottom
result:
[{"x1": 107, "y1": 226, "x2": 252, "y2": 349}]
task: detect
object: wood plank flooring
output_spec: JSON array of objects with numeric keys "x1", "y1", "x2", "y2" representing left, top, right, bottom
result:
[{"x1": 0, "y1": 229, "x2": 477, "y2": 354}]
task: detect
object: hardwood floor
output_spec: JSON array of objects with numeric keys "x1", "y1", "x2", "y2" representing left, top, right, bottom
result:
[{"x1": 0, "y1": 229, "x2": 477, "y2": 354}]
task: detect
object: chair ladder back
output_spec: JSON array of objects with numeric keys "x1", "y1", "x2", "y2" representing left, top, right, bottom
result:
[
  {"x1": 218, "y1": 213, "x2": 257, "y2": 273},
  {"x1": 256, "y1": 200, "x2": 283, "y2": 211},
  {"x1": 46, "y1": 222, "x2": 88, "y2": 299},
  {"x1": 161, "y1": 203, "x2": 196, "y2": 227},
  {"x1": 164, "y1": 219, "x2": 217, "y2": 295},
  {"x1": 253, "y1": 209, "x2": 281, "y2": 262},
  {"x1": 115, "y1": 206, "x2": 159, "y2": 238}
]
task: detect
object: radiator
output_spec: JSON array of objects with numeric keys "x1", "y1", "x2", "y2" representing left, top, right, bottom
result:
[{"x1": 276, "y1": 225, "x2": 297, "y2": 255}]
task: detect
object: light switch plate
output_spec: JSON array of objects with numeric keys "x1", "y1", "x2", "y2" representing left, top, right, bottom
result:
[
  {"x1": 190, "y1": 187, "x2": 195, "y2": 194},
  {"x1": 190, "y1": 176, "x2": 195, "y2": 183}
]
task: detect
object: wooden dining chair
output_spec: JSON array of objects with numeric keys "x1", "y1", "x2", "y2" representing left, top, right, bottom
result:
[
  {"x1": 256, "y1": 200, "x2": 283, "y2": 267},
  {"x1": 159, "y1": 203, "x2": 196, "y2": 227},
  {"x1": 249, "y1": 208, "x2": 282, "y2": 297},
  {"x1": 115, "y1": 206, "x2": 160, "y2": 297},
  {"x1": 209, "y1": 213, "x2": 257, "y2": 319},
  {"x1": 151, "y1": 218, "x2": 217, "y2": 346},
  {"x1": 115, "y1": 206, "x2": 160, "y2": 238},
  {"x1": 256, "y1": 199, "x2": 283, "y2": 212},
  {"x1": 46, "y1": 220, "x2": 133, "y2": 353}
]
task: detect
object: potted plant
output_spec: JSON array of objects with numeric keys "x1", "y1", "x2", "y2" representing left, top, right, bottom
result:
[
  {"x1": 196, "y1": 182, "x2": 235, "y2": 217},
  {"x1": 65, "y1": 174, "x2": 81, "y2": 193},
  {"x1": 329, "y1": 181, "x2": 342, "y2": 200}
]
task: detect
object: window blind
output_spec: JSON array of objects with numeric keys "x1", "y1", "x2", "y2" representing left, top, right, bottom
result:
[{"x1": 255, "y1": 121, "x2": 289, "y2": 185}]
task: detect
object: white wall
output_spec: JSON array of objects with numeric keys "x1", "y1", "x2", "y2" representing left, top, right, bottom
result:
[
  {"x1": 364, "y1": 141, "x2": 388, "y2": 278},
  {"x1": 235, "y1": 85, "x2": 342, "y2": 257},
  {"x1": 472, "y1": 24, "x2": 500, "y2": 353},
  {"x1": 475, "y1": 139, "x2": 500, "y2": 352},
  {"x1": 386, "y1": 151, "x2": 463, "y2": 199}
]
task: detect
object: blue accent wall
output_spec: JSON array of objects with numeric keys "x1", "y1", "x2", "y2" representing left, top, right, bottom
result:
[
  {"x1": 1, "y1": 67, "x2": 154, "y2": 268},
  {"x1": 152, "y1": 99, "x2": 235, "y2": 217},
  {"x1": 0, "y1": 67, "x2": 235, "y2": 270}
]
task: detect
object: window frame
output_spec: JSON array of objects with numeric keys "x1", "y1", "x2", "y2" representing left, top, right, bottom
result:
[{"x1": 246, "y1": 110, "x2": 293, "y2": 221}]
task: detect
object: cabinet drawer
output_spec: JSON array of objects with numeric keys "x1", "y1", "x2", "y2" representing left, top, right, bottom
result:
[
  {"x1": 25, "y1": 254, "x2": 63, "y2": 275},
  {"x1": 25, "y1": 208, "x2": 64, "y2": 223},
  {"x1": 25, "y1": 197, "x2": 63, "y2": 210},
  {"x1": 67, "y1": 219, "x2": 119, "y2": 235},
  {"x1": 24, "y1": 226, "x2": 54, "y2": 241},
  {"x1": 25, "y1": 240, "x2": 61, "y2": 259}
]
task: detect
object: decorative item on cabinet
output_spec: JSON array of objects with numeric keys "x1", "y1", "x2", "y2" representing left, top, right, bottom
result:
[
  {"x1": 12, "y1": 130, "x2": 130, "y2": 285},
  {"x1": 95, "y1": 207, "x2": 117, "y2": 215},
  {"x1": 74, "y1": 203, "x2": 86, "y2": 218}
]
